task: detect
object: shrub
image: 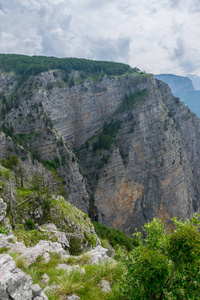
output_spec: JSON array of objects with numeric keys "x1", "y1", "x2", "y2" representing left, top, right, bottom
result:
[
  {"x1": 93, "y1": 221, "x2": 138, "y2": 251},
  {"x1": 119, "y1": 214, "x2": 200, "y2": 299},
  {"x1": 26, "y1": 219, "x2": 35, "y2": 230}
]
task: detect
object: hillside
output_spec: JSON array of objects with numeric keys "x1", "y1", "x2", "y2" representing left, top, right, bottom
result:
[
  {"x1": 155, "y1": 73, "x2": 200, "y2": 117},
  {"x1": 0, "y1": 54, "x2": 200, "y2": 236}
]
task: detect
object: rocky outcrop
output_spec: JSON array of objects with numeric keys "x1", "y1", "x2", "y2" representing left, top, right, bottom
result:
[
  {"x1": 86, "y1": 245, "x2": 115, "y2": 265},
  {"x1": 19, "y1": 240, "x2": 68, "y2": 267},
  {"x1": 0, "y1": 254, "x2": 48, "y2": 300}
]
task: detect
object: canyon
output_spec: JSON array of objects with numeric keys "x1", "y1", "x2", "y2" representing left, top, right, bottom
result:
[{"x1": 1, "y1": 55, "x2": 200, "y2": 235}]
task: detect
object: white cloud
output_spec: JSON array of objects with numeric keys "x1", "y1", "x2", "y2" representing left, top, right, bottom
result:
[{"x1": 0, "y1": 0, "x2": 200, "y2": 75}]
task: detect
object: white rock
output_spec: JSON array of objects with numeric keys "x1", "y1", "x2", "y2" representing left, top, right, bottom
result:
[
  {"x1": 0, "y1": 254, "x2": 40, "y2": 300},
  {"x1": 86, "y1": 246, "x2": 115, "y2": 265},
  {"x1": 31, "y1": 284, "x2": 42, "y2": 297},
  {"x1": 19, "y1": 240, "x2": 67, "y2": 267},
  {"x1": 56, "y1": 264, "x2": 85, "y2": 274},
  {"x1": 98, "y1": 279, "x2": 111, "y2": 293},
  {"x1": 41, "y1": 273, "x2": 50, "y2": 284},
  {"x1": 66, "y1": 295, "x2": 80, "y2": 300}
]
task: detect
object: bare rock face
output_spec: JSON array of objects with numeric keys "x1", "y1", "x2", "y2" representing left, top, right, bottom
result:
[
  {"x1": 0, "y1": 198, "x2": 7, "y2": 222},
  {"x1": 0, "y1": 254, "x2": 48, "y2": 300},
  {"x1": 1, "y1": 69, "x2": 200, "y2": 234}
]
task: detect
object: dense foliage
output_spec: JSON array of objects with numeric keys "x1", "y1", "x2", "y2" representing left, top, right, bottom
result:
[
  {"x1": 0, "y1": 53, "x2": 133, "y2": 79},
  {"x1": 93, "y1": 221, "x2": 138, "y2": 251},
  {"x1": 119, "y1": 215, "x2": 200, "y2": 299}
]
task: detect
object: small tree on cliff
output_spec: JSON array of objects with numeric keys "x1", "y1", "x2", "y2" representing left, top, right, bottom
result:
[{"x1": 119, "y1": 214, "x2": 200, "y2": 299}]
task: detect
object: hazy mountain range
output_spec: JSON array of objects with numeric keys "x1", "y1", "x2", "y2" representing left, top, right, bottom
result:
[{"x1": 155, "y1": 74, "x2": 200, "y2": 117}]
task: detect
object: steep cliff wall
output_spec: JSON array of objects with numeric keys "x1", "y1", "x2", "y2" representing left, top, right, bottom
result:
[{"x1": 1, "y1": 66, "x2": 200, "y2": 234}]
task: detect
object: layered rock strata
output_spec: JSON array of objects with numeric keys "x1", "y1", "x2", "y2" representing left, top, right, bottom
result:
[{"x1": 1, "y1": 69, "x2": 200, "y2": 233}]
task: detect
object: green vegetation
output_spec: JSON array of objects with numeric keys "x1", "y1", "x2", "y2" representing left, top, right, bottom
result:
[
  {"x1": 93, "y1": 221, "x2": 138, "y2": 252},
  {"x1": 8, "y1": 251, "x2": 123, "y2": 300},
  {"x1": 0, "y1": 158, "x2": 98, "y2": 253},
  {"x1": 14, "y1": 224, "x2": 59, "y2": 247},
  {"x1": 115, "y1": 89, "x2": 149, "y2": 114},
  {"x1": 119, "y1": 215, "x2": 200, "y2": 299},
  {"x1": 92, "y1": 120, "x2": 121, "y2": 151},
  {"x1": 0, "y1": 54, "x2": 132, "y2": 80}
]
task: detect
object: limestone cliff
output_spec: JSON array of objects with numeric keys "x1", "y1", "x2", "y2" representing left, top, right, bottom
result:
[{"x1": 1, "y1": 57, "x2": 200, "y2": 235}]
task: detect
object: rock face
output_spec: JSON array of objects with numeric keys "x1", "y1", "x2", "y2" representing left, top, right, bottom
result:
[
  {"x1": 0, "y1": 254, "x2": 48, "y2": 300},
  {"x1": 0, "y1": 198, "x2": 7, "y2": 222},
  {"x1": 1, "y1": 66, "x2": 200, "y2": 234}
]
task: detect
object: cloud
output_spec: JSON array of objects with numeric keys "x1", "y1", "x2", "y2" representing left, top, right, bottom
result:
[
  {"x1": 0, "y1": 0, "x2": 200, "y2": 75},
  {"x1": 83, "y1": 36, "x2": 131, "y2": 63}
]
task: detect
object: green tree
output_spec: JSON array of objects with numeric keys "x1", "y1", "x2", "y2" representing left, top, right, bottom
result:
[{"x1": 120, "y1": 215, "x2": 200, "y2": 299}]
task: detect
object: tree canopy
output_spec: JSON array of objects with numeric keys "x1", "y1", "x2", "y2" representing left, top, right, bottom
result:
[{"x1": 0, "y1": 53, "x2": 134, "y2": 79}]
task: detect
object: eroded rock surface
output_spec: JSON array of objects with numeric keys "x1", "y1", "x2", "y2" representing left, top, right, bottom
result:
[
  {"x1": 0, "y1": 254, "x2": 48, "y2": 300},
  {"x1": 1, "y1": 69, "x2": 200, "y2": 234}
]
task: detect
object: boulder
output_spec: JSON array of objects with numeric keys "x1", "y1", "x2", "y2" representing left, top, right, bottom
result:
[
  {"x1": 19, "y1": 240, "x2": 67, "y2": 267},
  {"x1": 0, "y1": 254, "x2": 48, "y2": 300},
  {"x1": 56, "y1": 263, "x2": 85, "y2": 274},
  {"x1": 86, "y1": 246, "x2": 115, "y2": 265},
  {"x1": 66, "y1": 295, "x2": 80, "y2": 300},
  {"x1": 41, "y1": 223, "x2": 70, "y2": 249},
  {"x1": 98, "y1": 279, "x2": 111, "y2": 293},
  {"x1": 41, "y1": 273, "x2": 50, "y2": 284}
]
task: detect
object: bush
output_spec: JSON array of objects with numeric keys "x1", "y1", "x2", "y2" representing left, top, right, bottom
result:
[
  {"x1": 119, "y1": 214, "x2": 200, "y2": 299},
  {"x1": 26, "y1": 219, "x2": 35, "y2": 230}
]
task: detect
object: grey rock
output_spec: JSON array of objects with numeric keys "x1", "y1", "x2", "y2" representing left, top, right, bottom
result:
[
  {"x1": 0, "y1": 198, "x2": 7, "y2": 222},
  {"x1": 19, "y1": 240, "x2": 67, "y2": 267},
  {"x1": 66, "y1": 295, "x2": 80, "y2": 300},
  {"x1": 42, "y1": 223, "x2": 70, "y2": 249},
  {"x1": 0, "y1": 254, "x2": 48, "y2": 300},
  {"x1": 98, "y1": 279, "x2": 111, "y2": 293},
  {"x1": 31, "y1": 284, "x2": 42, "y2": 297},
  {"x1": 56, "y1": 263, "x2": 85, "y2": 274},
  {"x1": 41, "y1": 273, "x2": 50, "y2": 284},
  {"x1": 86, "y1": 246, "x2": 115, "y2": 265},
  {"x1": 3, "y1": 67, "x2": 200, "y2": 235}
]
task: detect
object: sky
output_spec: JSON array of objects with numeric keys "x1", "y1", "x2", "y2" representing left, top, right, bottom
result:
[{"x1": 0, "y1": 0, "x2": 200, "y2": 76}]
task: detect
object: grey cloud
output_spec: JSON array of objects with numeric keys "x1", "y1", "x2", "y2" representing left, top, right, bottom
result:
[
  {"x1": 171, "y1": 38, "x2": 185, "y2": 60},
  {"x1": 86, "y1": 0, "x2": 116, "y2": 10},
  {"x1": 169, "y1": 0, "x2": 180, "y2": 8},
  {"x1": 0, "y1": 0, "x2": 200, "y2": 76},
  {"x1": 87, "y1": 36, "x2": 131, "y2": 62}
]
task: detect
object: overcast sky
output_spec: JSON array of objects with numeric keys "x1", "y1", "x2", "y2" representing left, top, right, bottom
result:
[{"x1": 0, "y1": 0, "x2": 200, "y2": 76}]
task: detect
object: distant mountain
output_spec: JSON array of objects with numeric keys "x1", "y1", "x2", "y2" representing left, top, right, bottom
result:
[
  {"x1": 155, "y1": 74, "x2": 200, "y2": 117},
  {"x1": 187, "y1": 74, "x2": 200, "y2": 90}
]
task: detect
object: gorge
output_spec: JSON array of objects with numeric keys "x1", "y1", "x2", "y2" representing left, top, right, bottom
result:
[{"x1": 0, "y1": 54, "x2": 200, "y2": 235}]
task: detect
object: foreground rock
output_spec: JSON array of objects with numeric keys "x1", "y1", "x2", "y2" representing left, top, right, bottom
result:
[
  {"x1": 66, "y1": 295, "x2": 80, "y2": 300},
  {"x1": 19, "y1": 240, "x2": 68, "y2": 267},
  {"x1": 85, "y1": 245, "x2": 115, "y2": 265},
  {"x1": 98, "y1": 279, "x2": 112, "y2": 293},
  {"x1": 0, "y1": 254, "x2": 48, "y2": 300}
]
